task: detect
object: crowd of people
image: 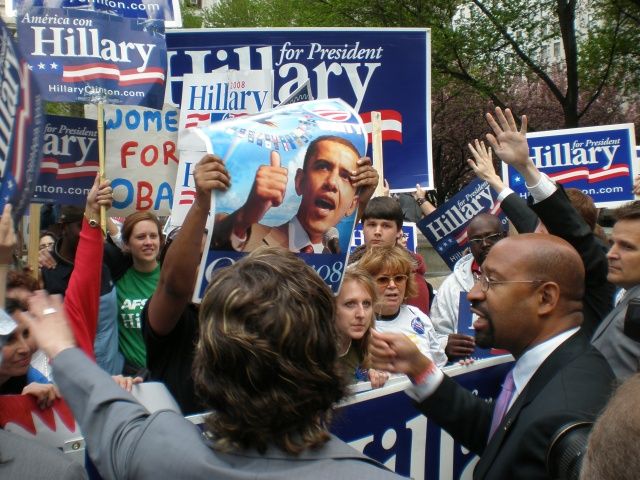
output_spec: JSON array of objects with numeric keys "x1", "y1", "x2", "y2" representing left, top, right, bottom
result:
[{"x1": 0, "y1": 108, "x2": 638, "y2": 479}]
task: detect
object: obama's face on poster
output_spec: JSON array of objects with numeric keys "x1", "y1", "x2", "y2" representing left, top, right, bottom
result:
[{"x1": 294, "y1": 138, "x2": 359, "y2": 243}]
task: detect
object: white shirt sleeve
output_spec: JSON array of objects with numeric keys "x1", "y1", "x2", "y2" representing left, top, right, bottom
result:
[
  {"x1": 526, "y1": 173, "x2": 557, "y2": 203},
  {"x1": 496, "y1": 187, "x2": 515, "y2": 202}
]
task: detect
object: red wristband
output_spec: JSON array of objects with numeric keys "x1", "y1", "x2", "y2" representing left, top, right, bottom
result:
[{"x1": 411, "y1": 361, "x2": 436, "y2": 385}]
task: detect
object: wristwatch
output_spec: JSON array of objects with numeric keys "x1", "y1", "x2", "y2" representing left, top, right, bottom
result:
[
  {"x1": 84, "y1": 212, "x2": 100, "y2": 228},
  {"x1": 416, "y1": 197, "x2": 427, "y2": 206}
]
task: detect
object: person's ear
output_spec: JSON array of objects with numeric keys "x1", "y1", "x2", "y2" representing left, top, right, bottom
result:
[
  {"x1": 345, "y1": 194, "x2": 359, "y2": 216},
  {"x1": 294, "y1": 168, "x2": 304, "y2": 196},
  {"x1": 537, "y1": 282, "x2": 559, "y2": 315}
]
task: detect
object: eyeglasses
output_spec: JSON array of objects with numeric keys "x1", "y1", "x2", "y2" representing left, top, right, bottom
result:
[
  {"x1": 468, "y1": 232, "x2": 505, "y2": 246},
  {"x1": 476, "y1": 274, "x2": 543, "y2": 293},
  {"x1": 375, "y1": 274, "x2": 408, "y2": 287},
  {"x1": 39, "y1": 242, "x2": 54, "y2": 250}
]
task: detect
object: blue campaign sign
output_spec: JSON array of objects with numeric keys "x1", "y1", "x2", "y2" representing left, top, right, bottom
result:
[
  {"x1": 17, "y1": 8, "x2": 167, "y2": 109},
  {"x1": 0, "y1": 18, "x2": 45, "y2": 220},
  {"x1": 503, "y1": 124, "x2": 637, "y2": 208},
  {"x1": 333, "y1": 357, "x2": 513, "y2": 479},
  {"x1": 8, "y1": 0, "x2": 182, "y2": 27},
  {"x1": 165, "y1": 28, "x2": 432, "y2": 191},
  {"x1": 33, "y1": 115, "x2": 97, "y2": 206},
  {"x1": 417, "y1": 179, "x2": 508, "y2": 270}
]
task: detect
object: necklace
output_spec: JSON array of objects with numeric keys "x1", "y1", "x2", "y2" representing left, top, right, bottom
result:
[{"x1": 338, "y1": 339, "x2": 352, "y2": 357}]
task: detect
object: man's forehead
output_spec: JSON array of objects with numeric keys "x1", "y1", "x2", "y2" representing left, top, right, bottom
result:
[
  {"x1": 468, "y1": 217, "x2": 502, "y2": 237},
  {"x1": 613, "y1": 218, "x2": 640, "y2": 236},
  {"x1": 365, "y1": 218, "x2": 396, "y2": 225},
  {"x1": 483, "y1": 240, "x2": 521, "y2": 273},
  {"x1": 310, "y1": 141, "x2": 358, "y2": 164}
]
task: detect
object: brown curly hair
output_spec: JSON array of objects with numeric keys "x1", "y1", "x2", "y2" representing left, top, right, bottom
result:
[{"x1": 193, "y1": 246, "x2": 346, "y2": 455}]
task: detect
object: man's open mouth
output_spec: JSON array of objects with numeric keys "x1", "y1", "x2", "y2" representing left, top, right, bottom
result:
[{"x1": 315, "y1": 197, "x2": 336, "y2": 210}]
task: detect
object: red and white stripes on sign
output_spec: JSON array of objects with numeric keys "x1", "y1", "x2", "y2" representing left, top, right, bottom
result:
[
  {"x1": 547, "y1": 164, "x2": 629, "y2": 184},
  {"x1": 63, "y1": 63, "x2": 165, "y2": 85},
  {"x1": 40, "y1": 159, "x2": 99, "y2": 179}
]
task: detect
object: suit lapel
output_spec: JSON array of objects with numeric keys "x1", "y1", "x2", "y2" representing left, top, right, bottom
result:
[
  {"x1": 592, "y1": 285, "x2": 640, "y2": 341},
  {"x1": 262, "y1": 223, "x2": 289, "y2": 249},
  {"x1": 473, "y1": 332, "x2": 588, "y2": 479}
]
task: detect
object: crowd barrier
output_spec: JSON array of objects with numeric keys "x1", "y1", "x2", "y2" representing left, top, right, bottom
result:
[{"x1": 0, "y1": 355, "x2": 513, "y2": 480}]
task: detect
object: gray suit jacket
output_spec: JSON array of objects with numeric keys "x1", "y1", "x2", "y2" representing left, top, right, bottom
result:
[
  {"x1": 0, "y1": 428, "x2": 87, "y2": 479},
  {"x1": 592, "y1": 284, "x2": 640, "y2": 379},
  {"x1": 52, "y1": 348, "x2": 403, "y2": 480}
]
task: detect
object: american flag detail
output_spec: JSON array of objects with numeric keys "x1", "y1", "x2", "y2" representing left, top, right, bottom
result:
[
  {"x1": 547, "y1": 165, "x2": 629, "y2": 184},
  {"x1": 185, "y1": 113, "x2": 212, "y2": 129},
  {"x1": 62, "y1": 63, "x2": 165, "y2": 85},
  {"x1": 40, "y1": 158, "x2": 98, "y2": 179},
  {"x1": 178, "y1": 189, "x2": 196, "y2": 206},
  {"x1": 360, "y1": 110, "x2": 402, "y2": 143}
]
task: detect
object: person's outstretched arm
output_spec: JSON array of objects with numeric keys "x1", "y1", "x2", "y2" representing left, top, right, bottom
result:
[
  {"x1": 25, "y1": 291, "x2": 198, "y2": 480},
  {"x1": 64, "y1": 175, "x2": 112, "y2": 358},
  {"x1": 147, "y1": 154, "x2": 230, "y2": 336}
]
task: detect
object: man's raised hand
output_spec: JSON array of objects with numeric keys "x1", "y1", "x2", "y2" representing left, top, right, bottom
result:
[{"x1": 485, "y1": 107, "x2": 530, "y2": 169}]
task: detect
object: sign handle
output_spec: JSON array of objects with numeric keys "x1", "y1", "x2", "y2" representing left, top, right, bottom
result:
[
  {"x1": 97, "y1": 102, "x2": 107, "y2": 236},
  {"x1": 371, "y1": 111, "x2": 385, "y2": 197},
  {"x1": 27, "y1": 203, "x2": 42, "y2": 280}
]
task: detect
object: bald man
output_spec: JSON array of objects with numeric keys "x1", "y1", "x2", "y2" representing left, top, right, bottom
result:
[
  {"x1": 430, "y1": 213, "x2": 506, "y2": 360},
  {"x1": 371, "y1": 234, "x2": 614, "y2": 480}
]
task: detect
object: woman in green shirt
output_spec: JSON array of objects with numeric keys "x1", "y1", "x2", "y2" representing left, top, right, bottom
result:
[{"x1": 116, "y1": 212, "x2": 162, "y2": 375}]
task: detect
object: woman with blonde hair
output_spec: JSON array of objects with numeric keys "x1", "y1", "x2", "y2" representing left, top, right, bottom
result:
[
  {"x1": 359, "y1": 245, "x2": 446, "y2": 367},
  {"x1": 336, "y1": 267, "x2": 388, "y2": 388}
]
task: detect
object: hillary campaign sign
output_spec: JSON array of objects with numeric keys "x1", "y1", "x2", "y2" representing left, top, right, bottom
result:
[
  {"x1": 33, "y1": 115, "x2": 97, "y2": 206},
  {"x1": 0, "y1": 18, "x2": 44, "y2": 219},
  {"x1": 333, "y1": 358, "x2": 513, "y2": 479},
  {"x1": 165, "y1": 28, "x2": 432, "y2": 191},
  {"x1": 417, "y1": 179, "x2": 508, "y2": 270},
  {"x1": 187, "y1": 99, "x2": 367, "y2": 300},
  {"x1": 17, "y1": 8, "x2": 167, "y2": 109},
  {"x1": 177, "y1": 70, "x2": 273, "y2": 151},
  {"x1": 8, "y1": 1, "x2": 183, "y2": 28},
  {"x1": 105, "y1": 104, "x2": 178, "y2": 215},
  {"x1": 503, "y1": 124, "x2": 637, "y2": 208}
]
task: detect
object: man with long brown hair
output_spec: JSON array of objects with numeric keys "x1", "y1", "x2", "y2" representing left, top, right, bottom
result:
[{"x1": 24, "y1": 248, "x2": 402, "y2": 479}]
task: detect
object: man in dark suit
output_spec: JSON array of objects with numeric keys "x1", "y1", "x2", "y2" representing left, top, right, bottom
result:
[
  {"x1": 371, "y1": 233, "x2": 614, "y2": 479},
  {"x1": 468, "y1": 109, "x2": 615, "y2": 338}
]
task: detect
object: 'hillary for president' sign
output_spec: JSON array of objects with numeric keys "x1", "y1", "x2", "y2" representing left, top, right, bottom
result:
[
  {"x1": 417, "y1": 179, "x2": 508, "y2": 270},
  {"x1": 504, "y1": 124, "x2": 637, "y2": 208},
  {"x1": 165, "y1": 28, "x2": 432, "y2": 191}
]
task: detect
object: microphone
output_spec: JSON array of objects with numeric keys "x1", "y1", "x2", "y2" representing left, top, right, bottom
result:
[{"x1": 323, "y1": 227, "x2": 341, "y2": 254}]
